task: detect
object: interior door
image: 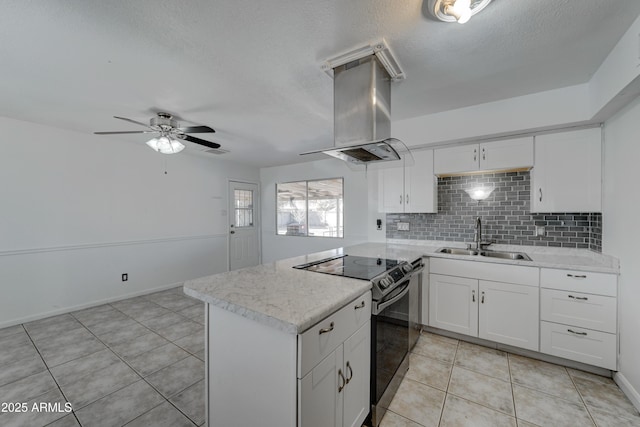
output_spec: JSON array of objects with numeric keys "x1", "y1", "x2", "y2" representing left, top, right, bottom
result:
[{"x1": 229, "y1": 181, "x2": 260, "y2": 271}]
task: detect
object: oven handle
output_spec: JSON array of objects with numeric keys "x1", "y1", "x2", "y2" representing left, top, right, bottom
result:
[{"x1": 373, "y1": 280, "x2": 410, "y2": 315}]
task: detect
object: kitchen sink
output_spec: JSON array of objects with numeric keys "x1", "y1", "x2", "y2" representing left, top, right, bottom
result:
[
  {"x1": 437, "y1": 248, "x2": 479, "y2": 256},
  {"x1": 479, "y1": 250, "x2": 532, "y2": 261},
  {"x1": 436, "y1": 247, "x2": 531, "y2": 261}
]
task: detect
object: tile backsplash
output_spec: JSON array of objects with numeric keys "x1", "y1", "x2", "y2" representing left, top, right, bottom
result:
[{"x1": 386, "y1": 171, "x2": 602, "y2": 252}]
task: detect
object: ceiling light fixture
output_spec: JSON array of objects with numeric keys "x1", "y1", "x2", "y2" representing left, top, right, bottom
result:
[
  {"x1": 429, "y1": 0, "x2": 492, "y2": 24},
  {"x1": 146, "y1": 135, "x2": 185, "y2": 154}
]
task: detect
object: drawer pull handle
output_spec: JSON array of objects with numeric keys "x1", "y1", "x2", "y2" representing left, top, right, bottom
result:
[
  {"x1": 567, "y1": 329, "x2": 588, "y2": 336},
  {"x1": 354, "y1": 301, "x2": 366, "y2": 310},
  {"x1": 338, "y1": 369, "x2": 346, "y2": 392},
  {"x1": 567, "y1": 274, "x2": 587, "y2": 279},
  {"x1": 319, "y1": 322, "x2": 334, "y2": 335},
  {"x1": 568, "y1": 295, "x2": 589, "y2": 301},
  {"x1": 345, "y1": 361, "x2": 353, "y2": 384}
]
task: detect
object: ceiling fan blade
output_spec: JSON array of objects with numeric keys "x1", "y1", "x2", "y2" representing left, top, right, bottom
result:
[
  {"x1": 113, "y1": 116, "x2": 154, "y2": 129},
  {"x1": 94, "y1": 131, "x2": 155, "y2": 134},
  {"x1": 180, "y1": 134, "x2": 221, "y2": 149},
  {"x1": 177, "y1": 125, "x2": 216, "y2": 133}
]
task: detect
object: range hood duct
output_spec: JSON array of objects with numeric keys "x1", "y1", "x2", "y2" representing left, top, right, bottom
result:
[{"x1": 301, "y1": 53, "x2": 411, "y2": 167}]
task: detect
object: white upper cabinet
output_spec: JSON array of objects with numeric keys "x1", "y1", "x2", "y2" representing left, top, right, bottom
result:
[
  {"x1": 531, "y1": 128, "x2": 602, "y2": 213},
  {"x1": 379, "y1": 149, "x2": 437, "y2": 213},
  {"x1": 434, "y1": 137, "x2": 534, "y2": 175}
]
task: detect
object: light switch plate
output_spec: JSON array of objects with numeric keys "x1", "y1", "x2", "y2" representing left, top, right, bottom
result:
[{"x1": 397, "y1": 222, "x2": 410, "y2": 231}]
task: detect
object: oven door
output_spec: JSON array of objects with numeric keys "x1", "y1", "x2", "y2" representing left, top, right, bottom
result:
[{"x1": 370, "y1": 279, "x2": 411, "y2": 426}]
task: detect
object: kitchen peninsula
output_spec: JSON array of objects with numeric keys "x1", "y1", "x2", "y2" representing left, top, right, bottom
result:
[{"x1": 183, "y1": 242, "x2": 619, "y2": 426}]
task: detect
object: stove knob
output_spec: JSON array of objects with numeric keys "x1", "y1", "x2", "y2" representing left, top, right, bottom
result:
[
  {"x1": 402, "y1": 264, "x2": 413, "y2": 273},
  {"x1": 379, "y1": 277, "x2": 391, "y2": 289}
]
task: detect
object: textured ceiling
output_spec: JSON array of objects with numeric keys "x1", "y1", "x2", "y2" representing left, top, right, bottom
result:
[{"x1": 1, "y1": 0, "x2": 639, "y2": 167}]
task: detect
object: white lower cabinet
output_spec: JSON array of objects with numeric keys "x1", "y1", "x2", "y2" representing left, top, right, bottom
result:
[
  {"x1": 478, "y1": 280, "x2": 539, "y2": 351},
  {"x1": 429, "y1": 273, "x2": 539, "y2": 351},
  {"x1": 429, "y1": 274, "x2": 478, "y2": 336},
  {"x1": 299, "y1": 320, "x2": 371, "y2": 427},
  {"x1": 539, "y1": 268, "x2": 617, "y2": 369}
]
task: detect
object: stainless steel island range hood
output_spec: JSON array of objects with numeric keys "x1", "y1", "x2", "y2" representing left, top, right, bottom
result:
[{"x1": 302, "y1": 43, "x2": 411, "y2": 167}]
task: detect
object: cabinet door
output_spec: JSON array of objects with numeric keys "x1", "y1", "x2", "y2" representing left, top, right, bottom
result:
[
  {"x1": 299, "y1": 349, "x2": 343, "y2": 427},
  {"x1": 405, "y1": 149, "x2": 437, "y2": 213},
  {"x1": 379, "y1": 167, "x2": 405, "y2": 212},
  {"x1": 531, "y1": 128, "x2": 602, "y2": 212},
  {"x1": 478, "y1": 280, "x2": 539, "y2": 351},
  {"x1": 342, "y1": 321, "x2": 371, "y2": 427},
  {"x1": 434, "y1": 144, "x2": 479, "y2": 175},
  {"x1": 429, "y1": 274, "x2": 478, "y2": 336},
  {"x1": 480, "y1": 137, "x2": 533, "y2": 171}
]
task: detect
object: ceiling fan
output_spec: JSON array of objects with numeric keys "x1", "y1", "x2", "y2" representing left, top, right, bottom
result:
[{"x1": 94, "y1": 112, "x2": 221, "y2": 154}]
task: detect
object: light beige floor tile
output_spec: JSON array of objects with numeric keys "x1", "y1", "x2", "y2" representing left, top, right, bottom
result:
[
  {"x1": 513, "y1": 384, "x2": 595, "y2": 427},
  {"x1": 589, "y1": 407, "x2": 640, "y2": 427},
  {"x1": 567, "y1": 368, "x2": 616, "y2": 387},
  {"x1": 516, "y1": 420, "x2": 539, "y2": 427},
  {"x1": 440, "y1": 394, "x2": 517, "y2": 427},
  {"x1": 455, "y1": 340, "x2": 510, "y2": 381},
  {"x1": 423, "y1": 332, "x2": 459, "y2": 346},
  {"x1": 379, "y1": 410, "x2": 424, "y2": 427},
  {"x1": 448, "y1": 366, "x2": 514, "y2": 416},
  {"x1": 413, "y1": 333, "x2": 458, "y2": 364},
  {"x1": 573, "y1": 377, "x2": 640, "y2": 419},
  {"x1": 406, "y1": 352, "x2": 452, "y2": 391},
  {"x1": 509, "y1": 354, "x2": 581, "y2": 403},
  {"x1": 388, "y1": 378, "x2": 445, "y2": 426}
]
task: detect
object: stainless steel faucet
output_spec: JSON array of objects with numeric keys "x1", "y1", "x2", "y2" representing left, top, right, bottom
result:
[
  {"x1": 472, "y1": 216, "x2": 494, "y2": 250},
  {"x1": 474, "y1": 217, "x2": 482, "y2": 250}
]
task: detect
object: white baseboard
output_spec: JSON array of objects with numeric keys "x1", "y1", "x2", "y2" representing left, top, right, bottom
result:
[
  {"x1": 0, "y1": 282, "x2": 185, "y2": 329},
  {"x1": 614, "y1": 372, "x2": 640, "y2": 412}
]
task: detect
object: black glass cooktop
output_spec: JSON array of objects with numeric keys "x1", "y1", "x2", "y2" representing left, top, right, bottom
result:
[{"x1": 293, "y1": 255, "x2": 399, "y2": 280}]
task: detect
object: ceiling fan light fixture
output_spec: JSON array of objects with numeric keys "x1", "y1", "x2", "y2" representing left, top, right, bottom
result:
[
  {"x1": 429, "y1": 0, "x2": 492, "y2": 24},
  {"x1": 146, "y1": 136, "x2": 185, "y2": 154}
]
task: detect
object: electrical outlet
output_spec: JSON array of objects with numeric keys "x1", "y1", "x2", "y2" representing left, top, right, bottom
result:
[
  {"x1": 397, "y1": 222, "x2": 410, "y2": 231},
  {"x1": 122, "y1": 273, "x2": 128, "y2": 282},
  {"x1": 535, "y1": 226, "x2": 545, "y2": 237}
]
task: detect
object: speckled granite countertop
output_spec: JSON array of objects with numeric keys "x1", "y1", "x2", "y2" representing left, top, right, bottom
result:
[
  {"x1": 183, "y1": 246, "x2": 424, "y2": 335},
  {"x1": 184, "y1": 241, "x2": 618, "y2": 335},
  {"x1": 385, "y1": 239, "x2": 620, "y2": 274}
]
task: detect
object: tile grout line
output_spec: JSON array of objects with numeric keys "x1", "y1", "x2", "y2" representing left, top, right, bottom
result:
[
  {"x1": 82, "y1": 291, "x2": 203, "y2": 425},
  {"x1": 436, "y1": 338, "x2": 459, "y2": 427},
  {"x1": 565, "y1": 368, "x2": 600, "y2": 427},
  {"x1": 20, "y1": 323, "x2": 83, "y2": 427}
]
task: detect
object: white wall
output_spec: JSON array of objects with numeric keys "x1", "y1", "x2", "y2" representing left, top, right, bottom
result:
[
  {"x1": 603, "y1": 97, "x2": 640, "y2": 408},
  {"x1": 0, "y1": 116, "x2": 259, "y2": 327},
  {"x1": 260, "y1": 159, "x2": 383, "y2": 262}
]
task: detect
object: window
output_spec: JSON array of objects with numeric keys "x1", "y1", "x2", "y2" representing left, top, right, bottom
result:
[
  {"x1": 234, "y1": 189, "x2": 254, "y2": 228},
  {"x1": 276, "y1": 178, "x2": 343, "y2": 238}
]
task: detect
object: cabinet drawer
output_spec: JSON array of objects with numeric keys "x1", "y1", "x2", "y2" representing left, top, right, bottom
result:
[
  {"x1": 298, "y1": 291, "x2": 371, "y2": 378},
  {"x1": 540, "y1": 321, "x2": 616, "y2": 370},
  {"x1": 430, "y1": 258, "x2": 538, "y2": 287},
  {"x1": 541, "y1": 289, "x2": 616, "y2": 333},
  {"x1": 540, "y1": 269, "x2": 617, "y2": 296}
]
